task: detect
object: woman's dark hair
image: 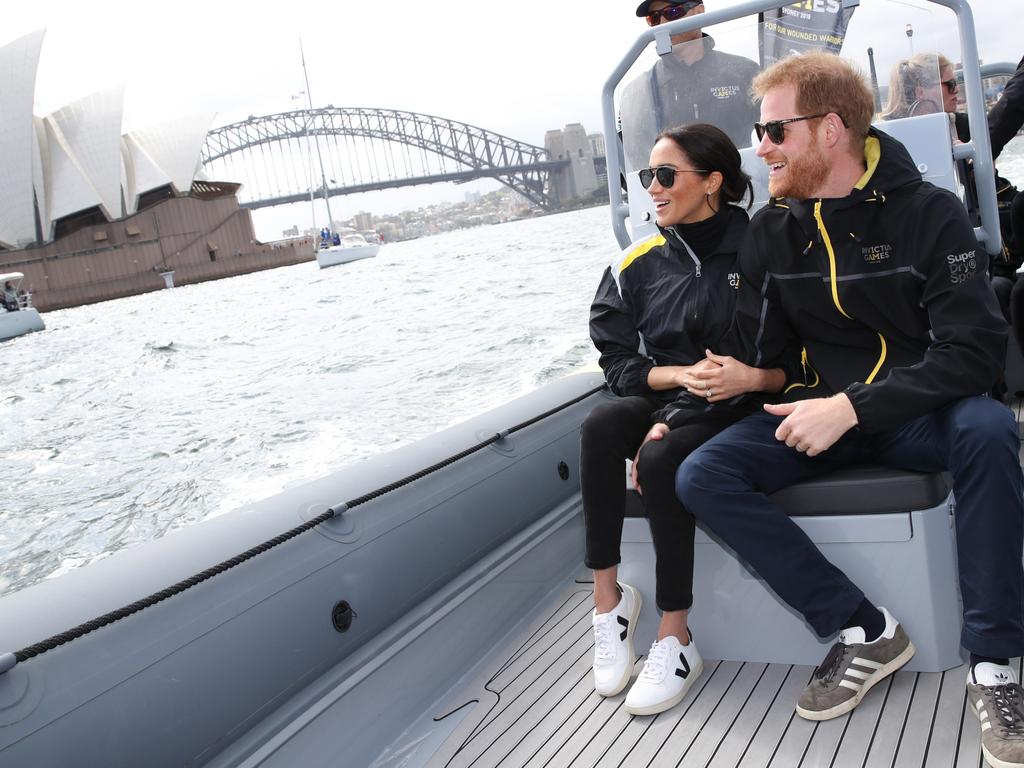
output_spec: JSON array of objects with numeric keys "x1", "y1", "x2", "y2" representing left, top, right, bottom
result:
[{"x1": 655, "y1": 123, "x2": 753, "y2": 209}]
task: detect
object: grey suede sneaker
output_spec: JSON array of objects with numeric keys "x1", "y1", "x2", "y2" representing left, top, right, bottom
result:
[
  {"x1": 796, "y1": 606, "x2": 915, "y2": 721},
  {"x1": 968, "y1": 663, "x2": 1024, "y2": 768}
]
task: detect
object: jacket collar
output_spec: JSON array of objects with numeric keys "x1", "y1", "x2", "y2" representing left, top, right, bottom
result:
[
  {"x1": 658, "y1": 204, "x2": 748, "y2": 257},
  {"x1": 769, "y1": 127, "x2": 922, "y2": 219}
]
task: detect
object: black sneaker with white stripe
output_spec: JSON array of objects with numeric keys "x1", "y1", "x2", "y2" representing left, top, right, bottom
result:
[{"x1": 796, "y1": 606, "x2": 915, "y2": 721}]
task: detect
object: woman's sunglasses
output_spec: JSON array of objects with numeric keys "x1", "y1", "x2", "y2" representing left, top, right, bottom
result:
[
  {"x1": 646, "y1": 2, "x2": 702, "y2": 26},
  {"x1": 940, "y1": 78, "x2": 958, "y2": 94},
  {"x1": 753, "y1": 113, "x2": 846, "y2": 145},
  {"x1": 638, "y1": 166, "x2": 708, "y2": 189}
]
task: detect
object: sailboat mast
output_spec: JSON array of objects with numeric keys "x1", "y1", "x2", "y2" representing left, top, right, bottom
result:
[{"x1": 300, "y1": 39, "x2": 334, "y2": 230}]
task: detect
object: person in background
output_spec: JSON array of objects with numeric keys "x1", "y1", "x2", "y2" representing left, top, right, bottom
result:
[
  {"x1": 675, "y1": 53, "x2": 1023, "y2": 768},
  {"x1": 990, "y1": 57, "x2": 1024, "y2": 349},
  {"x1": 879, "y1": 52, "x2": 1021, "y2": 334},
  {"x1": 879, "y1": 52, "x2": 967, "y2": 141},
  {"x1": 3, "y1": 281, "x2": 19, "y2": 312},
  {"x1": 619, "y1": 1, "x2": 760, "y2": 170},
  {"x1": 584, "y1": 123, "x2": 792, "y2": 716},
  {"x1": 989, "y1": 55, "x2": 1024, "y2": 162}
]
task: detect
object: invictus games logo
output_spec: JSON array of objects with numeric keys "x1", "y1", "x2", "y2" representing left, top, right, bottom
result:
[
  {"x1": 728, "y1": 272, "x2": 741, "y2": 290},
  {"x1": 946, "y1": 250, "x2": 978, "y2": 284},
  {"x1": 710, "y1": 85, "x2": 741, "y2": 100},
  {"x1": 862, "y1": 244, "x2": 892, "y2": 263}
]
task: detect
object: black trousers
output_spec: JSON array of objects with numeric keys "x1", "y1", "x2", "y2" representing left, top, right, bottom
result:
[{"x1": 580, "y1": 395, "x2": 739, "y2": 611}]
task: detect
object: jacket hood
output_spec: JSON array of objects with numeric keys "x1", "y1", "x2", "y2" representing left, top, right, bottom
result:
[{"x1": 772, "y1": 127, "x2": 923, "y2": 218}]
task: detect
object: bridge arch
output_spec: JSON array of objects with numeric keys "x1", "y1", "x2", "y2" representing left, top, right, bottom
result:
[{"x1": 201, "y1": 107, "x2": 568, "y2": 210}]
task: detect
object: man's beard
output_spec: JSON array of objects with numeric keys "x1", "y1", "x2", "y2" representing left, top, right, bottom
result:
[{"x1": 768, "y1": 139, "x2": 830, "y2": 200}]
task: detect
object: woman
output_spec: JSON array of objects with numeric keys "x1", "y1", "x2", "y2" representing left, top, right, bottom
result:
[
  {"x1": 584, "y1": 123, "x2": 789, "y2": 716},
  {"x1": 880, "y1": 52, "x2": 967, "y2": 140}
]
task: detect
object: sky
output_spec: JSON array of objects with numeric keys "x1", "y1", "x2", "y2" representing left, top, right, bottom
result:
[{"x1": 4, "y1": 0, "x2": 1021, "y2": 237}]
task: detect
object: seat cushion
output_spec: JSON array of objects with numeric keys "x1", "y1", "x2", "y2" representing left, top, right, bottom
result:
[{"x1": 623, "y1": 464, "x2": 951, "y2": 518}]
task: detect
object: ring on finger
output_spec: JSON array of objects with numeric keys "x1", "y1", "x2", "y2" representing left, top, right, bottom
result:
[{"x1": 706, "y1": 387, "x2": 713, "y2": 398}]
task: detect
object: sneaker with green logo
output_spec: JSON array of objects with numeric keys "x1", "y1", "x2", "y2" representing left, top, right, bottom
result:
[
  {"x1": 796, "y1": 606, "x2": 915, "y2": 721},
  {"x1": 968, "y1": 663, "x2": 1024, "y2": 768}
]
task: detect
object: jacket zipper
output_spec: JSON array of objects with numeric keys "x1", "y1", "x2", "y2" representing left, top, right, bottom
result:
[
  {"x1": 784, "y1": 347, "x2": 821, "y2": 393},
  {"x1": 812, "y1": 201, "x2": 888, "y2": 384}
]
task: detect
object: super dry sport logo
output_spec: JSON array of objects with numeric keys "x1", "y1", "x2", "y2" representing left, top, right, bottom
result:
[{"x1": 946, "y1": 250, "x2": 978, "y2": 284}]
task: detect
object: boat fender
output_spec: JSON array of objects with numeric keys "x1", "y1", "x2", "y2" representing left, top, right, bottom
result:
[{"x1": 0, "y1": 653, "x2": 15, "y2": 675}]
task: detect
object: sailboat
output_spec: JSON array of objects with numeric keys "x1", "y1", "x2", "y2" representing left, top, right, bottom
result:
[{"x1": 294, "y1": 39, "x2": 380, "y2": 270}]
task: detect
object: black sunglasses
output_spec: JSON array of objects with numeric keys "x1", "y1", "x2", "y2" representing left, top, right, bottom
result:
[
  {"x1": 646, "y1": 2, "x2": 702, "y2": 26},
  {"x1": 754, "y1": 113, "x2": 845, "y2": 145},
  {"x1": 940, "y1": 78, "x2": 958, "y2": 94},
  {"x1": 638, "y1": 165, "x2": 708, "y2": 189}
]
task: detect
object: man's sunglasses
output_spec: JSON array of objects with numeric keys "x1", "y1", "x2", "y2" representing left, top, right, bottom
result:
[
  {"x1": 646, "y1": 2, "x2": 702, "y2": 26},
  {"x1": 941, "y1": 78, "x2": 958, "y2": 94},
  {"x1": 638, "y1": 165, "x2": 708, "y2": 189},
  {"x1": 754, "y1": 113, "x2": 846, "y2": 145}
]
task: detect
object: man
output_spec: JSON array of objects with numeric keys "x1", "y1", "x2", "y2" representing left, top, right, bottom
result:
[
  {"x1": 619, "y1": 1, "x2": 760, "y2": 170},
  {"x1": 675, "y1": 52, "x2": 1024, "y2": 767},
  {"x1": 989, "y1": 55, "x2": 1024, "y2": 162}
]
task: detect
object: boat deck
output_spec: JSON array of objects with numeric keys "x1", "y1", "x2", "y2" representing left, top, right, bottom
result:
[
  {"x1": 419, "y1": 401, "x2": 1024, "y2": 768},
  {"x1": 428, "y1": 583, "x2": 1004, "y2": 768}
]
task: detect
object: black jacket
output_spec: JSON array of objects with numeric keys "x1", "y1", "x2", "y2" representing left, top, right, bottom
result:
[
  {"x1": 989, "y1": 56, "x2": 1024, "y2": 161},
  {"x1": 590, "y1": 206, "x2": 770, "y2": 426},
  {"x1": 733, "y1": 128, "x2": 1008, "y2": 434}
]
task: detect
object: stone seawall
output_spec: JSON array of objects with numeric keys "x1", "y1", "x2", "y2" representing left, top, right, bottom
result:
[{"x1": 0, "y1": 194, "x2": 313, "y2": 312}]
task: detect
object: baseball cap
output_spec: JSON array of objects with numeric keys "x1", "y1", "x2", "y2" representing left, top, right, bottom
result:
[{"x1": 635, "y1": 0, "x2": 703, "y2": 17}]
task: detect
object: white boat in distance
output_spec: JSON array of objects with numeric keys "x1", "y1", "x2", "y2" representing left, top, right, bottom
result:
[
  {"x1": 0, "y1": 272, "x2": 44, "y2": 342},
  {"x1": 315, "y1": 230, "x2": 380, "y2": 269}
]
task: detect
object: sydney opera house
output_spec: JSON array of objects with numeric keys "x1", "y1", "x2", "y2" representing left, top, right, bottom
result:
[{"x1": 0, "y1": 30, "x2": 309, "y2": 311}]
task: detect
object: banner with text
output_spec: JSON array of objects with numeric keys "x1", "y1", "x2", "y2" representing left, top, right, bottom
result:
[{"x1": 759, "y1": 1, "x2": 857, "y2": 67}]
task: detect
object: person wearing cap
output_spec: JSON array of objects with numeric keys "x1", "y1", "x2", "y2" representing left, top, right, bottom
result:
[
  {"x1": 2, "y1": 281, "x2": 19, "y2": 312},
  {"x1": 619, "y1": 1, "x2": 761, "y2": 171}
]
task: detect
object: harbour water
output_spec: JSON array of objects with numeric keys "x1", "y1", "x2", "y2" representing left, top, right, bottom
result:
[
  {"x1": 0, "y1": 206, "x2": 618, "y2": 596},
  {"x1": 4, "y1": 139, "x2": 1024, "y2": 599}
]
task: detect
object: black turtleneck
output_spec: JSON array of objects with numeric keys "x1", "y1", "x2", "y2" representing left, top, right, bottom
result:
[{"x1": 667, "y1": 205, "x2": 731, "y2": 260}]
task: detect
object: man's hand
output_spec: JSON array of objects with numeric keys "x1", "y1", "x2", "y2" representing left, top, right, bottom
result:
[
  {"x1": 632, "y1": 422, "x2": 669, "y2": 494},
  {"x1": 764, "y1": 394, "x2": 858, "y2": 456}
]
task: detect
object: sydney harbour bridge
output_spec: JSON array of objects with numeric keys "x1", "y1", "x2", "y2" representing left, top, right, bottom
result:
[{"x1": 200, "y1": 107, "x2": 594, "y2": 211}]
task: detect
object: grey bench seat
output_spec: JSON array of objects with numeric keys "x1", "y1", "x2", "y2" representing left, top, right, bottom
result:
[{"x1": 619, "y1": 464, "x2": 961, "y2": 671}]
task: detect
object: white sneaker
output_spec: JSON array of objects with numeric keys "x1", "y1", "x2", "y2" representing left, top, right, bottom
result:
[
  {"x1": 591, "y1": 583, "x2": 641, "y2": 696},
  {"x1": 625, "y1": 632, "x2": 703, "y2": 715}
]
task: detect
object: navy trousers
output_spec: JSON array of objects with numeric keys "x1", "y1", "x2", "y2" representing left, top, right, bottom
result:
[{"x1": 676, "y1": 396, "x2": 1024, "y2": 658}]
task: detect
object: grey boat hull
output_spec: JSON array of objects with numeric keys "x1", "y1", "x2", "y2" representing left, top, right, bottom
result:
[{"x1": 0, "y1": 372, "x2": 604, "y2": 767}]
